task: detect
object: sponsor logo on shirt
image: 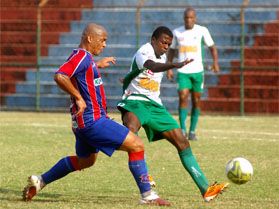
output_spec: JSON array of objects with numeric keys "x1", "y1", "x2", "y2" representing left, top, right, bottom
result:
[{"x1": 179, "y1": 45, "x2": 197, "y2": 53}]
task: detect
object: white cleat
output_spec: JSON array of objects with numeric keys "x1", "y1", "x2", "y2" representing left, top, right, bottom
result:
[
  {"x1": 22, "y1": 175, "x2": 45, "y2": 201},
  {"x1": 140, "y1": 190, "x2": 171, "y2": 206}
]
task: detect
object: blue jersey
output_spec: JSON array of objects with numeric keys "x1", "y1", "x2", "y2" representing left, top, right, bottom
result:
[{"x1": 56, "y1": 48, "x2": 107, "y2": 128}]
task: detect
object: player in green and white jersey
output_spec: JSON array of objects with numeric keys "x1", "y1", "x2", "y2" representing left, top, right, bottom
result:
[
  {"x1": 167, "y1": 7, "x2": 220, "y2": 140},
  {"x1": 117, "y1": 26, "x2": 228, "y2": 202}
]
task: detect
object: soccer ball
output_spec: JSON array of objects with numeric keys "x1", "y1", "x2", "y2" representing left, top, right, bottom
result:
[{"x1": 225, "y1": 157, "x2": 253, "y2": 184}]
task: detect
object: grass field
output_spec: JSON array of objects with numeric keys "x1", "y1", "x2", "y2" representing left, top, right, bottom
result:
[{"x1": 0, "y1": 111, "x2": 279, "y2": 209}]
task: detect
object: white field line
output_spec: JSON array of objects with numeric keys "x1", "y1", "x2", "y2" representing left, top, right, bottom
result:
[
  {"x1": 201, "y1": 129, "x2": 279, "y2": 136},
  {"x1": 1, "y1": 122, "x2": 278, "y2": 141},
  {"x1": 200, "y1": 129, "x2": 279, "y2": 142},
  {"x1": 0, "y1": 122, "x2": 69, "y2": 128}
]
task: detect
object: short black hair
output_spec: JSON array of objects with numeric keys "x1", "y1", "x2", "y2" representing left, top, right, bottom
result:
[{"x1": 151, "y1": 26, "x2": 173, "y2": 39}]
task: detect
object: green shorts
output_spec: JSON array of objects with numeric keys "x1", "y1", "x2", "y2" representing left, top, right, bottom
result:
[
  {"x1": 177, "y1": 72, "x2": 204, "y2": 92},
  {"x1": 117, "y1": 96, "x2": 179, "y2": 142}
]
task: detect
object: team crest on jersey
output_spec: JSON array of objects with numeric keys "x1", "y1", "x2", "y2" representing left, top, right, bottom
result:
[
  {"x1": 94, "y1": 77, "x2": 103, "y2": 86},
  {"x1": 144, "y1": 69, "x2": 154, "y2": 76}
]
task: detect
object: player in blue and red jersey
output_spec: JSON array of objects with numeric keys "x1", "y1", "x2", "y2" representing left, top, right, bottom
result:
[{"x1": 22, "y1": 23, "x2": 170, "y2": 206}]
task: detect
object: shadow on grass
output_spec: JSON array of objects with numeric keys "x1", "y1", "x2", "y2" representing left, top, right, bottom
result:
[
  {"x1": 0, "y1": 187, "x2": 133, "y2": 204},
  {"x1": 0, "y1": 187, "x2": 63, "y2": 202}
]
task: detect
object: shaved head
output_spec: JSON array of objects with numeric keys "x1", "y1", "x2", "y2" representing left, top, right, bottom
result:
[
  {"x1": 81, "y1": 23, "x2": 106, "y2": 41},
  {"x1": 78, "y1": 23, "x2": 108, "y2": 55}
]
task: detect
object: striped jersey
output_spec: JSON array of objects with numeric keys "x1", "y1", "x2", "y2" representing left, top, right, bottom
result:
[
  {"x1": 56, "y1": 48, "x2": 107, "y2": 129},
  {"x1": 122, "y1": 43, "x2": 165, "y2": 105},
  {"x1": 170, "y1": 24, "x2": 214, "y2": 74}
]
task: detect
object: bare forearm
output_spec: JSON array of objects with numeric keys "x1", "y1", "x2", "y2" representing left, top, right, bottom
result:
[
  {"x1": 54, "y1": 74, "x2": 82, "y2": 100},
  {"x1": 209, "y1": 46, "x2": 218, "y2": 64},
  {"x1": 144, "y1": 59, "x2": 193, "y2": 73}
]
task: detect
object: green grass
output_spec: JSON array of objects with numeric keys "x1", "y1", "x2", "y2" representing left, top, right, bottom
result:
[{"x1": 0, "y1": 111, "x2": 279, "y2": 209}]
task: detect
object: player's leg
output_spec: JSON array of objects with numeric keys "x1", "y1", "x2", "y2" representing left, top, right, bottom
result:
[
  {"x1": 177, "y1": 73, "x2": 191, "y2": 136},
  {"x1": 77, "y1": 117, "x2": 169, "y2": 206},
  {"x1": 163, "y1": 129, "x2": 228, "y2": 201},
  {"x1": 23, "y1": 133, "x2": 98, "y2": 201},
  {"x1": 119, "y1": 131, "x2": 170, "y2": 206},
  {"x1": 189, "y1": 92, "x2": 201, "y2": 140},
  {"x1": 163, "y1": 126, "x2": 209, "y2": 195},
  {"x1": 119, "y1": 104, "x2": 156, "y2": 187},
  {"x1": 22, "y1": 153, "x2": 97, "y2": 201},
  {"x1": 189, "y1": 72, "x2": 203, "y2": 140},
  {"x1": 122, "y1": 111, "x2": 141, "y2": 134}
]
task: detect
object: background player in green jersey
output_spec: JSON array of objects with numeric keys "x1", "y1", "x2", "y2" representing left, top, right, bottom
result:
[
  {"x1": 167, "y1": 7, "x2": 220, "y2": 140},
  {"x1": 117, "y1": 26, "x2": 228, "y2": 202}
]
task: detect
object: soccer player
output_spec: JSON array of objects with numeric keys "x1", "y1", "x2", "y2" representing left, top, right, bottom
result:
[
  {"x1": 22, "y1": 23, "x2": 170, "y2": 206},
  {"x1": 167, "y1": 7, "x2": 220, "y2": 140},
  {"x1": 117, "y1": 26, "x2": 228, "y2": 202}
]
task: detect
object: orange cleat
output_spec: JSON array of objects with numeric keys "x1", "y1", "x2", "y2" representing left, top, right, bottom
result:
[{"x1": 203, "y1": 182, "x2": 229, "y2": 202}]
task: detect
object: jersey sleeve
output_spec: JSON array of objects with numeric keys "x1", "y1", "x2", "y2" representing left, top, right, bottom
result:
[
  {"x1": 135, "y1": 46, "x2": 155, "y2": 69},
  {"x1": 203, "y1": 27, "x2": 214, "y2": 47},
  {"x1": 56, "y1": 49, "x2": 89, "y2": 77},
  {"x1": 170, "y1": 30, "x2": 178, "y2": 49}
]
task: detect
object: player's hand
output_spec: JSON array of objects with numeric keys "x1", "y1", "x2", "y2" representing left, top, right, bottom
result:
[
  {"x1": 75, "y1": 97, "x2": 87, "y2": 117},
  {"x1": 166, "y1": 70, "x2": 174, "y2": 81},
  {"x1": 211, "y1": 62, "x2": 220, "y2": 73},
  {"x1": 175, "y1": 58, "x2": 194, "y2": 68},
  {"x1": 96, "y1": 57, "x2": 116, "y2": 68}
]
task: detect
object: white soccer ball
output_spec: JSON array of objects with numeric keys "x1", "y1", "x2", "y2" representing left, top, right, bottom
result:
[{"x1": 225, "y1": 157, "x2": 253, "y2": 184}]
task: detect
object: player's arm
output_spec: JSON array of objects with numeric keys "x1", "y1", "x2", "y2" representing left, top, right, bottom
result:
[
  {"x1": 209, "y1": 45, "x2": 219, "y2": 73},
  {"x1": 54, "y1": 73, "x2": 86, "y2": 116},
  {"x1": 144, "y1": 58, "x2": 193, "y2": 73},
  {"x1": 166, "y1": 48, "x2": 177, "y2": 80},
  {"x1": 96, "y1": 57, "x2": 116, "y2": 68}
]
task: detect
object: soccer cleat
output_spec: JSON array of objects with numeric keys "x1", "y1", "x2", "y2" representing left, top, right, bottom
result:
[
  {"x1": 140, "y1": 191, "x2": 171, "y2": 206},
  {"x1": 188, "y1": 132, "x2": 198, "y2": 141},
  {"x1": 22, "y1": 175, "x2": 45, "y2": 201},
  {"x1": 203, "y1": 182, "x2": 229, "y2": 202},
  {"x1": 148, "y1": 175, "x2": 156, "y2": 187}
]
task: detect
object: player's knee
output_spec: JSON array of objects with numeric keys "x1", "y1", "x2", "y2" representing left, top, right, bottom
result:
[
  {"x1": 131, "y1": 135, "x2": 145, "y2": 152},
  {"x1": 78, "y1": 156, "x2": 96, "y2": 169},
  {"x1": 176, "y1": 138, "x2": 190, "y2": 152},
  {"x1": 126, "y1": 123, "x2": 138, "y2": 133}
]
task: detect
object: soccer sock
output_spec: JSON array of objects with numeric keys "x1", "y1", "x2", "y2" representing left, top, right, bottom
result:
[
  {"x1": 189, "y1": 108, "x2": 200, "y2": 133},
  {"x1": 128, "y1": 151, "x2": 151, "y2": 195},
  {"x1": 179, "y1": 147, "x2": 209, "y2": 194},
  {"x1": 41, "y1": 156, "x2": 80, "y2": 184},
  {"x1": 179, "y1": 108, "x2": 188, "y2": 133}
]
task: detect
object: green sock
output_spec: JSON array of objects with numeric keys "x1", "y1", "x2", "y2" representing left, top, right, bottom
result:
[
  {"x1": 190, "y1": 108, "x2": 200, "y2": 133},
  {"x1": 179, "y1": 108, "x2": 188, "y2": 133},
  {"x1": 179, "y1": 147, "x2": 208, "y2": 194}
]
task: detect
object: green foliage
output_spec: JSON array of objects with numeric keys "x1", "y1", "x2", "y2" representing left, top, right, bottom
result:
[{"x1": 0, "y1": 112, "x2": 278, "y2": 209}]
